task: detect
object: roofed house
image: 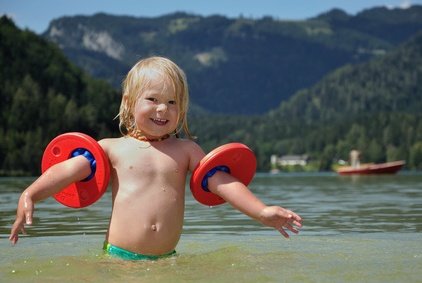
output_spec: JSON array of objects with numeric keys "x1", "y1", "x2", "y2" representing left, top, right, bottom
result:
[{"x1": 271, "y1": 154, "x2": 310, "y2": 168}]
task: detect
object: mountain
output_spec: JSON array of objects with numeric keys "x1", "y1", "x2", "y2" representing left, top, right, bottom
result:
[
  {"x1": 188, "y1": 31, "x2": 422, "y2": 170},
  {"x1": 314, "y1": 6, "x2": 422, "y2": 44},
  {"x1": 1, "y1": 12, "x2": 421, "y2": 175},
  {"x1": 274, "y1": 31, "x2": 422, "y2": 122},
  {"x1": 43, "y1": 6, "x2": 422, "y2": 114}
]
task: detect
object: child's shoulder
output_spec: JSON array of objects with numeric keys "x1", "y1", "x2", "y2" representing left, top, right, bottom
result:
[
  {"x1": 173, "y1": 137, "x2": 201, "y2": 149},
  {"x1": 98, "y1": 136, "x2": 126, "y2": 150},
  {"x1": 173, "y1": 137, "x2": 204, "y2": 158}
]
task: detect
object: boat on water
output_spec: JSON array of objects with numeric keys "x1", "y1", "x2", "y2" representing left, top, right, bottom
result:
[{"x1": 336, "y1": 160, "x2": 405, "y2": 175}]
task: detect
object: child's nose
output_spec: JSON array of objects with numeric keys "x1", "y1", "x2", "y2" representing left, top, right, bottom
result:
[{"x1": 157, "y1": 103, "x2": 167, "y2": 112}]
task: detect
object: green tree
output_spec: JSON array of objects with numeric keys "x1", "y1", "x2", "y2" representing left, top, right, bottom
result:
[{"x1": 409, "y1": 142, "x2": 422, "y2": 169}]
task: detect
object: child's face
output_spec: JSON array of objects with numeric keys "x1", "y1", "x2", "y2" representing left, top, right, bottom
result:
[{"x1": 132, "y1": 72, "x2": 179, "y2": 139}]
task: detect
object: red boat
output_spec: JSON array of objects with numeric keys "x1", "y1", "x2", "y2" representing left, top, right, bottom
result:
[{"x1": 336, "y1": 161, "x2": 405, "y2": 175}]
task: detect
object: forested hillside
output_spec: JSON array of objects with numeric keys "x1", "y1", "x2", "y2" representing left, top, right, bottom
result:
[
  {"x1": 43, "y1": 6, "x2": 422, "y2": 114},
  {"x1": 190, "y1": 32, "x2": 422, "y2": 170},
  {"x1": 0, "y1": 17, "x2": 120, "y2": 175}
]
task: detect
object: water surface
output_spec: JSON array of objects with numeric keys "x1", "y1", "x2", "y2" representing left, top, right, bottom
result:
[{"x1": 1, "y1": 173, "x2": 421, "y2": 282}]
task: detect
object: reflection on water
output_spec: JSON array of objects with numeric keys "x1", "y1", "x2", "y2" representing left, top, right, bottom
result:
[
  {"x1": 1, "y1": 173, "x2": 421, "y2": 282},
  {"x1": 256, "y1": 172, "x2": 422, "y2": 235}
]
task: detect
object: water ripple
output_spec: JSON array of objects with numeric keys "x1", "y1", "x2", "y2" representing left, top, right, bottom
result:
[{"x1": 1, "y1": 173, "x2": 421, "y2": 238}]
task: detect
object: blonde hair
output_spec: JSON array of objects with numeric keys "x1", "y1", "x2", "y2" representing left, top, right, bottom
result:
[{"x1": 118, "y1": 56, "x2": 194, "y2": 139}]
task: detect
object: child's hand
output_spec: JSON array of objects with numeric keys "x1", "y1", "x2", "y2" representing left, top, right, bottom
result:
[
  {"x1": 258, "y1": 206, "x2": 302, "y2": 238},
  {"x1": 9, "y1": 192, "x2": 34, "y2": 245}
]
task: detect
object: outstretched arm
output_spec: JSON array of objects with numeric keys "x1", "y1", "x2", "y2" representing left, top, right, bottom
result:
[
  {"x1": 208, "y1": 172, "x2": 302, "y2": 238},
  {"x1": 9, "y1": 156, "x2": 91, "y2": 244}
]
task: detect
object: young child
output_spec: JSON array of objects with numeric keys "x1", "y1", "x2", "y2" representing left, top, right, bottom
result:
[{"x1": 9, "y1": 56, "x2": 302, "y2": 260}]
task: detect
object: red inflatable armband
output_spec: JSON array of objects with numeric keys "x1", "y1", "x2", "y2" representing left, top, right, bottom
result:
[
  {"x1": 190, "y1": 143, "x2": 257, "y2": 206},
  {"x1": 41, "y1": 132, "x2": 110, "y2": 208}
]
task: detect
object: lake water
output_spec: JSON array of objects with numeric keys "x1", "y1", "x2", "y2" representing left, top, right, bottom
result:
[{"x1": 1, "y1": 172, "x2": 421, "y2": 282}]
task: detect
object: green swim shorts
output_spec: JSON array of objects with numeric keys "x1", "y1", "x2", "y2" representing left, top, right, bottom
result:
[{"x1": 103, "y1": 242, "x2": 176, "y2": 261}]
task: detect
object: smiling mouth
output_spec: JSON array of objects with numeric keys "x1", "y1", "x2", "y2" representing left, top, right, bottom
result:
[{"x1": 151, "y1": 118, "x2": 168, "y2": 125}]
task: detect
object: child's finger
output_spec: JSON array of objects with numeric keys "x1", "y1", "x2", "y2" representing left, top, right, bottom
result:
[
  {"x1": 25, "y1": 212, "x2": 33, "y2": 225},
  {"x1": 292, "y1": 220, "x2": 302, "y2": 228},
  {"x1": 9, "y1": 234, "x2": 17, "y2": 245},
  {"x1": 288, "y1": 211, "x2": 302, "y2": 222},
  {"x1": 24, "y1": 203, "x2": 34, "y2": 225},
  {"x1": 9, "y1": 222, "x2": 23, "y2": 245},
  {"x1": 277, "y1": 226, "x2": 290, "y2": 238},
  {"x1": 285, "y1": 223, "x2": 299, "y2": 234},
  {"x1": 285, "y1": 212, "x2": 302, "y2": 228}
]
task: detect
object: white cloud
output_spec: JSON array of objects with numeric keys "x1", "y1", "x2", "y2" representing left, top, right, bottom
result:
[
  {"x1": 399, "y1": 0, "x2": 412, "y2": 9},
  {"x1": 385, "y1": 0, "x2": 412, "y2": 10}
]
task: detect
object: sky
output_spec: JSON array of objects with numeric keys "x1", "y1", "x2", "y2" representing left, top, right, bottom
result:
[{"x1": 1, "y1": 0, "x2": 421, "y2": 34}]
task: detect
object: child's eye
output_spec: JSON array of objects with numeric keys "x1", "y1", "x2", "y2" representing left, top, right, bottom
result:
[
  {"x1": 168, "y1": 100, "x2": 176, "y2": 105},
  {"x1": 146, "y1": 97, "x2": 157, "y2": 102}
]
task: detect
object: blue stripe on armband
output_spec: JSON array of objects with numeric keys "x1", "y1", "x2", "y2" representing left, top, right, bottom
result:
[
  {"x1": 201, "y1": 165, "x2": 230, "y2": 192},
  {"x1": 71, "y1": 148, "x2": 96, "y2": 181}
]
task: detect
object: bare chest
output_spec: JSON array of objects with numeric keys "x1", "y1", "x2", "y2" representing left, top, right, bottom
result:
[{"x1": 110, "y1": 140, "x2": 189, "y2": 179}]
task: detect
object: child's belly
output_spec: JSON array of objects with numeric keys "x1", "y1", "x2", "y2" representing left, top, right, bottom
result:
[{"x1": 106, "y1": 190, "x2": 185, "y2": 255}]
